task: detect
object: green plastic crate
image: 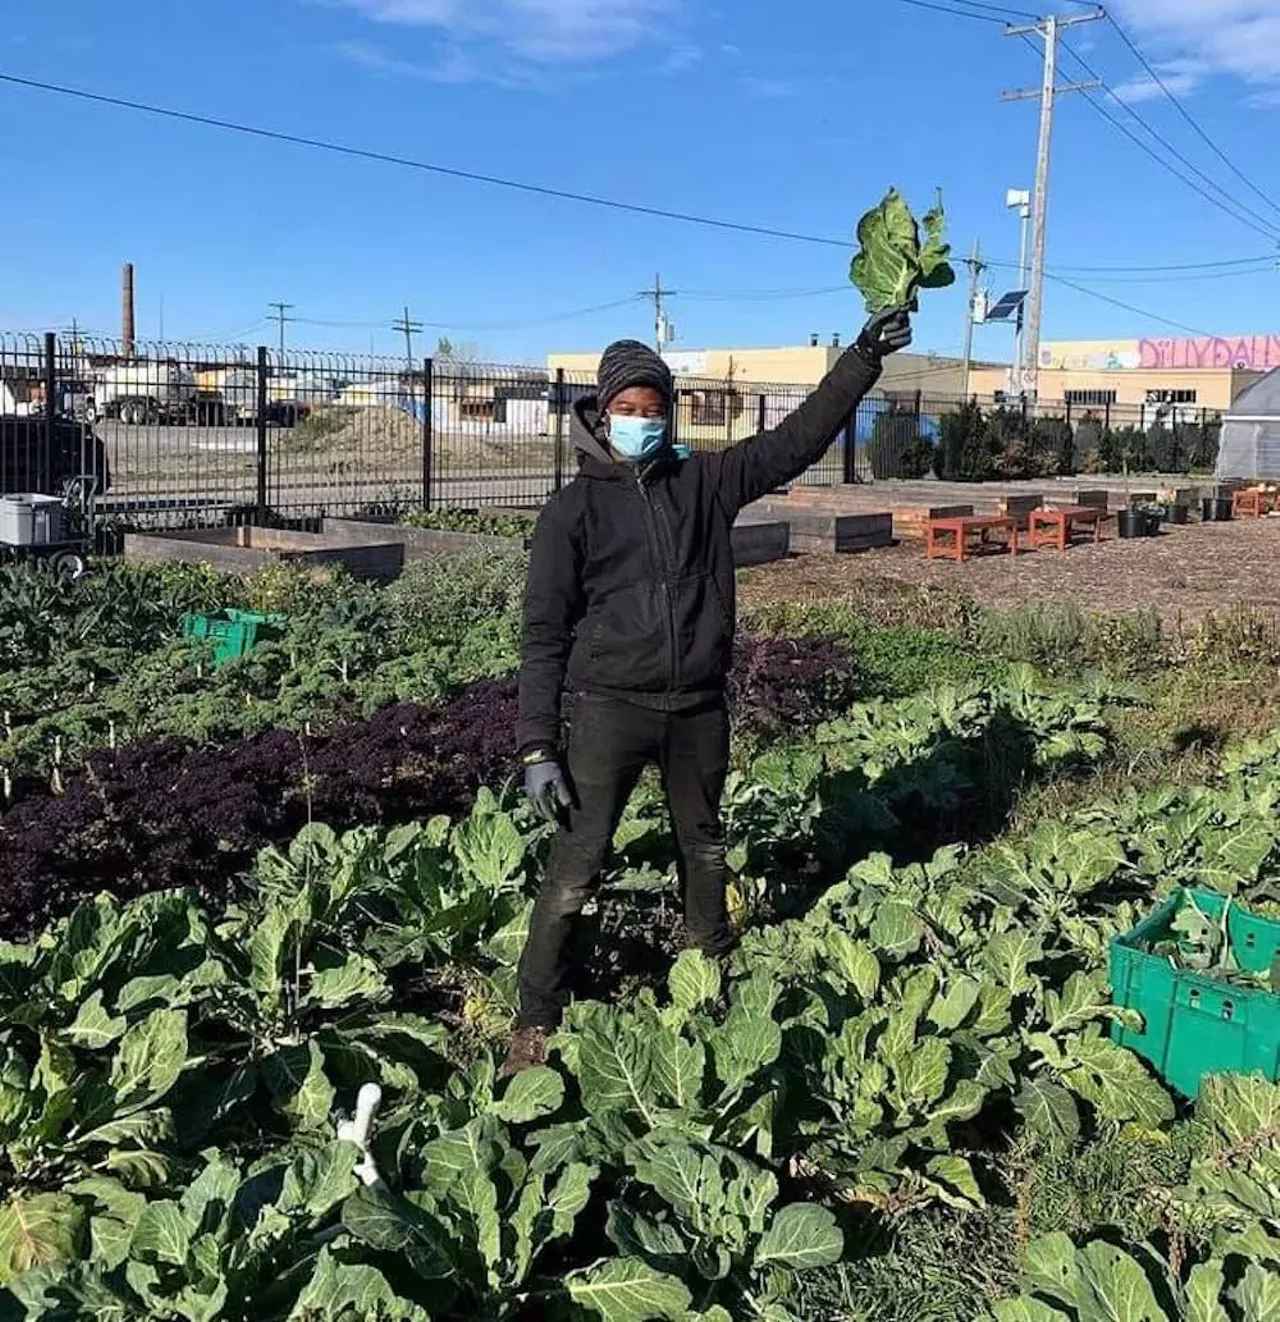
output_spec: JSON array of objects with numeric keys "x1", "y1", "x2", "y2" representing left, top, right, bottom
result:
[
  {"x1": 1110, "y1": 888, "x2": 1280, "y2": 1098},
  {"x1": 181, "y1": 609, "x2": 285, "y2": 668}
]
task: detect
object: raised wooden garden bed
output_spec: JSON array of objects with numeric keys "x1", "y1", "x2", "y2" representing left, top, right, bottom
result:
[
  {"x1": 323, "y1": 517, "x2": 527, "y2": 561},
  {"x1": 124, "y1": 526, "x2": 405, "y2": 582},
  {"x1": 731, "y1": 520, "x2": 791, "y2": 567}
]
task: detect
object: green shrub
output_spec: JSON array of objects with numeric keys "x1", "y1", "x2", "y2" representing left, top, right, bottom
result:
[
  {"x1": 401, "y1": 508, "x2": 535, "y2": 539},
  {"x1": 976, "y1": 603, "x2": 1164, "y2": 678},
  {"x1": 867, "y1": 405, "x2": 935, "y2": 479},
  {"x1": 935, "y1": 400, "x2": 991, "y2": 480},
  {"x1": 386, "y1": 547, "x2": 528, "y2": 643}
]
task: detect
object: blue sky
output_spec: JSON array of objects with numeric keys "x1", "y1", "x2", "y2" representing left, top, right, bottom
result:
[{"x1": 3, "y1": 0, "x2": 1279, "y2": 364}]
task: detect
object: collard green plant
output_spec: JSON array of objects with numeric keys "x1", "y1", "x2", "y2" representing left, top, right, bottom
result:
[{"x1": 850, "y1": 187, "x2": 956, "y2": 314}]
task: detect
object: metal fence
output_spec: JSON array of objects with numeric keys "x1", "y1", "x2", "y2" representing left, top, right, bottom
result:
[{"x1": 0, "y1": 331, "x2": 1225, "y2": 530}]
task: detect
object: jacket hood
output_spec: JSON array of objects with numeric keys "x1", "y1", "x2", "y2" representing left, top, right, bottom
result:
[
  {"x1": 570, "y1": 394, "x2": 616, "y2": 468},
  {"x1": 570, "y1": 394, "x2": 679, "y2": 481}
]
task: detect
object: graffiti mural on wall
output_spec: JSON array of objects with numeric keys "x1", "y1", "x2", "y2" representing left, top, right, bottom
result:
[
  {"x1": 1138, "y1": 336, "x2": 1280, "y2": 371},
  {"x1": 1040, "y1": 337, "x2": 1280, "y2": 372}
]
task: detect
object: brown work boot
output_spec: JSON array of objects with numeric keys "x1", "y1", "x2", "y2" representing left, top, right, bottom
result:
[{"x1": 498, "y1": 1026, "x2": 549, "y2": 1080}]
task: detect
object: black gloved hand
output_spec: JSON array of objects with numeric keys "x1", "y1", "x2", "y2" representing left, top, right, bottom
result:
[
  {"x1": 856, "y1": 307, "x2": 913, "y2": 363},
  {"x1": 524, "y1": 755, "x2": 573, "y2": 824}
]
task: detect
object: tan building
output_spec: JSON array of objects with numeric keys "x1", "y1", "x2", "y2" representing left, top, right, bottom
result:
[
  {"x1": 547, "y1": 340, "x2": 997, "y2": 446},
  {"x1": 969, "y1": 335, "x2": 1276, "y2": 423}
]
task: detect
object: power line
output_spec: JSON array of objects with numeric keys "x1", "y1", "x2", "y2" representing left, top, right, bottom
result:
[
  {"x1": 1002, "y1": 7, "x2": 1105, "y2": 386},
  {"x1": 896, "y1": 0, "x2": 1006, "y2": 24},
  {"x1": 2, "y1": 66, "x2": 1271, "y2": 292},
  {"x1": 391, "y1": 305, "x2": 423, "y2": 366},
  {"x1": 1104, "y1": 10, "x2": 1280, "y2": 224},
  {"x1": 1046, "y1": 253, "x2": 1276, "y2": 274},
  {"x1": 1039, "y1": 269, "x2": 1213, "y2": 337},
  {"x1": 1056, "y1": 39, "x2": 1280, "y2": 242},
  {"x1": 292, "y1": 296, "x2": 643, "y2": 334},
  {"x1": 949, "y1": 0, "x2": 1039, "y2": 17},
  {"x1": 267, "y1": 301, "x2": 293, "y2": 353},
  {"x1": 987, "y1": 256, "x2": 1278, "y2": 284},
  {"x1": 639, "y1": 274, "x2": 677, "y2": 353},
  {"x1": 677, "y1": 286, "x2": 849, "y2": 301},
  {"x1": 0, "y1": 70, "x2": 851, "y2": 251}
]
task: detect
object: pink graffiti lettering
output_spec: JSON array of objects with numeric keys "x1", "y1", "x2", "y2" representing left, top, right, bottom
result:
[{"x1": 1138, "y1": 336, "x2": 1280, "y2": 372}]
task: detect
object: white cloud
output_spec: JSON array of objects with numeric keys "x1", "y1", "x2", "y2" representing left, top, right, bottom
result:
[
  {"x1": 330, "y1": 0, "x2": 677, "y2": 63},
  {"x1": 741, "y1": 76, "x2": 793, "y2": 99},
  {"x1": 1111, "y1": 58, "x2": 1206, "y2": 104},
  {"x1": 1112, "y1": 1, "x2": 1280, "y2": 94}
]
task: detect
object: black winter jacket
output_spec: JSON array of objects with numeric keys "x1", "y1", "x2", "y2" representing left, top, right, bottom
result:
[{"x1": 515, "y1": 345, "x2": 882, "y2": 754}]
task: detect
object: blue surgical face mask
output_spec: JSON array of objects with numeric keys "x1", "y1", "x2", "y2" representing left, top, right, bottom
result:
[{"x1": 608, "y1": 414, "x2": 668, "y2": 462}]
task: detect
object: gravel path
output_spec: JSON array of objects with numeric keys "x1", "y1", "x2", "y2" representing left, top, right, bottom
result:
[{"x1": 741, "y1": 517, "x2": 1280, "y2": 621}]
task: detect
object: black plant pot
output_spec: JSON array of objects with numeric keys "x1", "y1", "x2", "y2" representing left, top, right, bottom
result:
[
  {"x1": 1201, "y1": 497, "x2": 1233, "y2": 522},
  {"x1": 1118, "y1": 510, "x2": 1159, "y2": 539},
  {"x1": 1166, "y1": 503, "x2": 1190, "y2": 525}
]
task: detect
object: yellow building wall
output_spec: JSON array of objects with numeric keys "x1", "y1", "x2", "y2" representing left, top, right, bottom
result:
[
  {"x1": 548, "y1": 347, "x2": 976, "y2": 395},
  {"x1": 967, "y1": 365, "x2": 1254, "y2": 412}
]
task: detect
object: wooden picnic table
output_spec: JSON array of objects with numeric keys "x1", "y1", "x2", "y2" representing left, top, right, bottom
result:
[
  {"x1": 926, "y1": 515, "x2": 1018, "y2": 563},
  {"x1": 1232, "y1": 488, "x2": 1278, "y2": 519},
  {"x1": 1027, "y1": 505, "x2": 1103, "y2": 552}
]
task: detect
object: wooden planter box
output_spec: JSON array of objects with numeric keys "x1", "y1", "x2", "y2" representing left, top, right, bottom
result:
[
  {"x1": 323, "y1": 517, "x2": 527, "y2": 561},
  {"x1": 732, "y1": 520, "x2": 791, "y2": 567},
  {"x1": 743, "y1": 503, "x2": 894, "y2": 553},
  {"x1": 892, "y1": 504, "x2": 974, "y2": 540},
  {"x1": 794, "y1": 511, "x2": 893, "y2": 553},
  {"x1": 124, "y1": 526, "x2": 405, "y2": 583},
  {"x1": 1067, "y1": 488, "x2": 1110, "y2": 515},
  {"x1": 997, "y1": 494, "x2": 1044, "y2": 531}
]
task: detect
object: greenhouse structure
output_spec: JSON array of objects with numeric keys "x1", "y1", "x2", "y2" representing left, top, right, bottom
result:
[{"x1": 1216, "y1": 368, "x2": 1280, "y2": 480}]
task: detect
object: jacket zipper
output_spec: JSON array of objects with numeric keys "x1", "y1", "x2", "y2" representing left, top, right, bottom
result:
[{"x1": 638, "y1": 474, "x2": 678, "y2": 692}]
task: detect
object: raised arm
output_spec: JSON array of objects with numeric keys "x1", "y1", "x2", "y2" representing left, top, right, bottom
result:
[
  {"x1": 516, "y1": 502, "x2": 583, "y2": 757},
  {"x1": 712, "y1": 309, "x2": 911, "y2": 513}
]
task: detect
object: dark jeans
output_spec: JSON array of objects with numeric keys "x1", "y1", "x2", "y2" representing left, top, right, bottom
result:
[{"x1": 517, "y1": 694, "x2": 731, "y2": 1030}]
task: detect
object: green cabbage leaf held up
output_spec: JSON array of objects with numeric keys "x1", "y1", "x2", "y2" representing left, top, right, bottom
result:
[{"x1": 850, "y1": 187, "x2": 957, "y2": 314}]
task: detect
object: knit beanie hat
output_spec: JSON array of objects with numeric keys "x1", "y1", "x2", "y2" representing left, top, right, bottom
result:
[{"x1": 596, "y1": 339, "x2": 674, "y2": 413}]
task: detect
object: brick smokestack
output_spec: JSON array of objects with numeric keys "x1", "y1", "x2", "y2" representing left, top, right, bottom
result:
[{"x1": 122, "y1": 263, "x2": 136, "y2": 356}]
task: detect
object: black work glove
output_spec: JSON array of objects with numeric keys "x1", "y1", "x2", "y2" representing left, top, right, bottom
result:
[
  {"x1": 524, "y1": 755, "x2": 573, "y2": 824},
  {"x1": 856, "y1": 307, "x2": 913, "y2": 364}
]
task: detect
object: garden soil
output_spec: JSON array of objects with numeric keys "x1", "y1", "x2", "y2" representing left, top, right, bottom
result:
[{"x1": 740, "y1": 517, "x2": 1280, "y2": 621}]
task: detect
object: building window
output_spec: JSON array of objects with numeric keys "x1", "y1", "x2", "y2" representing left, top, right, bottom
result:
[
  {"x1": 688, "y1": 390, "x2": 744, "y2": 427},
  {"x1": 1145, "y1": 388, "x2": 1197, "y2": 405},
  {"x1": 882, "y1": 391, "x2": 922, "y2": 411},
  {"x1": 1064, "y1": 389, "x2": 1118, "y2": 406}
]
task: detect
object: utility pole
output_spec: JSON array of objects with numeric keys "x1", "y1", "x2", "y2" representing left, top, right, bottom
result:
[
  {"x1": 960, "y1": 240, "x2": 986, "y2": 400},
  {"x1": 267, "y1": 301, "x2": 294, "y2": 355},
  {"x1": 392, "y1": 305, "x2": 424, "y2": 370},
  {"x1": 639, "y1": 273, "x2": 677, "y2": 354},
  {"x1": 1003, "y1": 6, "x2": 1102, "y2": 396}
]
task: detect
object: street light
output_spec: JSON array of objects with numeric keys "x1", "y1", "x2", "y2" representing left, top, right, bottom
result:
[{"x1": 1006, "y1": 189, "x2": 1032, "y2": 381}]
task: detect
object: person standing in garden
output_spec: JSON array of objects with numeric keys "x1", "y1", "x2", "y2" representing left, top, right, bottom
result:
[{"x1": 503, "y1": 309, "x2": 912, "y2": 1076}]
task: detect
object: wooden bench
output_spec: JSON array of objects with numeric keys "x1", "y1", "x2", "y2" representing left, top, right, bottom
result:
[
  {"x1": 926, "y1": 515, "x2": 1019, "y2": 563},
  {"x1": 1027, "y1": 505, "x2": 1103, "y2": 552},
  {"x1": 1232, "y1": 489, "x2": 1278, "y2": 519}
]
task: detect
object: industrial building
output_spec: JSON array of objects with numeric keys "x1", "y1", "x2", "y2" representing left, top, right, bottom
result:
[{"x1": 970, "y1": 335, "x2": 1276, "y2": 423}]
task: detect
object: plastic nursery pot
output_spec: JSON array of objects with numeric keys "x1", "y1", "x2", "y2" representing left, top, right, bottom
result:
[
  {"x1": 1201, "y1": 497, "x2": 1233, "y2": 523},
  {"x1": 1117, "y1": 510, "x2": 1158, "y2": 539},
  {"x1": 1165, "y1": 504, "x2": 1190, "y2": 525}
]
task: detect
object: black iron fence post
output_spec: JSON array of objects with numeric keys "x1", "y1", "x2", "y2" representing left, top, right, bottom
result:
[
  {"x1": 42, "y1": 332, "x2": 57, "y2": 492},
  {"x1": 841, "y1": 408, "x2": 858, "y2": 484},
  {"x1": 255, "y1": 346, "x2": 269, "y2": 521},
  {"x1": 552, "y1": 368, "x2": 566, "y2": 493},
  {"x1": 756, "y1": 394, "x2": 767, "y2": 435},
  {"x1": 421, "y1": 356, "x2": 434, "y2": 510}
]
